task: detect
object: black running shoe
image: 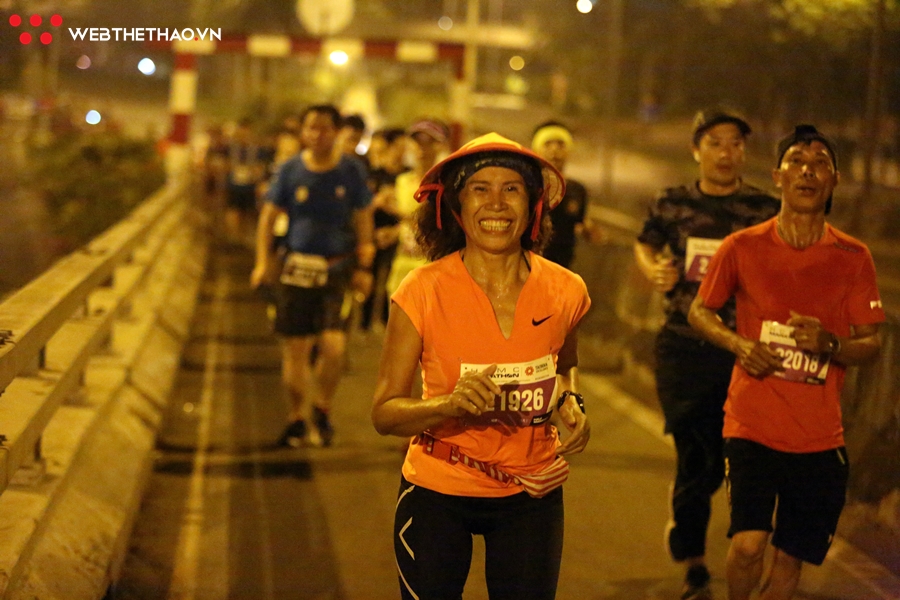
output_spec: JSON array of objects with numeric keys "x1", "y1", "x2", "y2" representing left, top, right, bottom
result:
[
  {"x1": 312, "y1": 406, "x2": 334, "y2": 447},
  {"x1": 681, "y1": 565, "x2": 712, "y2": 600},
  {"x1": 276, "y1": 420, "x2": 307, "y2": 448}
]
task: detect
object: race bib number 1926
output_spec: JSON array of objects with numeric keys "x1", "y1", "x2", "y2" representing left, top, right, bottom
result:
[
  {"x1": 459, "y1": 355, "x2": 557, "y2": 427},
  {"x1": 760, "y1": 321, "x2": 830, "y2": 385}
]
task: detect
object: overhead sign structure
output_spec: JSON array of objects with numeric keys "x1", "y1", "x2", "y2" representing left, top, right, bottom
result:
[
  {"x1": 148, "y1": 32, "x2": 466, "y2": 174},
  {"x1": 296, "y1": 0, "x2": 355, "y2": 36}
]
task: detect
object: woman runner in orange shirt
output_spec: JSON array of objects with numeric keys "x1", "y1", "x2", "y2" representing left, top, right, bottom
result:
[{"x1": 372, "y1": 133, "x2": 592, "y2": 600}]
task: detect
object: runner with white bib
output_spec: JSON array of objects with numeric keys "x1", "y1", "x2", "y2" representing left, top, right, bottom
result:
[
  {"x1": 634, "y1": 107, "x2": 780, "y2": 600},
  {"x1": 371, "y1": 133, "x2": 591, "y2": 600},
  {"x1": 688, "y1": 124, "x2": 885, "y2": 600}
]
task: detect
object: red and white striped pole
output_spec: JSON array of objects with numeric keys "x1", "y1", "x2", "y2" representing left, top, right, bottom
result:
[{"x1": 164, "y1": 41, "x2": 203, "y2": 177}]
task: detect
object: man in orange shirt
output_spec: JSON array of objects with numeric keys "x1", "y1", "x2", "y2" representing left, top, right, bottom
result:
[{"x1": 688, "y1": 125, "x2": 884, "y2": 600}]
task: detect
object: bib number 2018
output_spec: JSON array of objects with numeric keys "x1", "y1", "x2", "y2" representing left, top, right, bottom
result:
[{"x1": 775, "y1": 347, "x2": 820, "y2": 374}]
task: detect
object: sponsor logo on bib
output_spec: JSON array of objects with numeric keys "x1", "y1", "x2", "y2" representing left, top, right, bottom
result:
[{"x1": 459, "y1": 355, "x2": 557, "y2": 427}]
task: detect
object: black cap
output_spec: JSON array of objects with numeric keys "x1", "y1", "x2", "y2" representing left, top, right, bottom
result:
[
  {"x1": 775, "y1": 124, "x2": 839, "y2": 215},
  {"x1": 775, "y1": 124, "x2": 838, "y2": 170},
  {"x1": 692, "y1": 108, "x2": 751, "y2": 146}
]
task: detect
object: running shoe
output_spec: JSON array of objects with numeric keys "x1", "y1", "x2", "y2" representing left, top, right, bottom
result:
[
  {"x1": 312, "y1": 406, "x2": 334, "y2": 447},
  {"x1": 276, "y1": 419, "x2": 307, "y2": 448},
  {"x1": 681, "y1": 565, "x2": 712, "y2": 600}
]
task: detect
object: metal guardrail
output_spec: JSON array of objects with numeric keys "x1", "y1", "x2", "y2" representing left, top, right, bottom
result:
[{"x1": 0, "y1": 175, "x2": 206, "y2": 598}]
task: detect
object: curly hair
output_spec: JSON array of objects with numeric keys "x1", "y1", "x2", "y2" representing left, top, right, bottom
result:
[{"x1": 414, "y1": 153, "x2": 554, "y2": 261}]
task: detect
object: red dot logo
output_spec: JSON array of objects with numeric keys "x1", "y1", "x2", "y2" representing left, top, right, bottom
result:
[{"x1": 9, "y1": 13, "x2": 62, "y2": 45}]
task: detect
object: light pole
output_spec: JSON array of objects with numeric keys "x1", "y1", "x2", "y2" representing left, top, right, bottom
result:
[{"x1": 600, "y1": 0, "x2": 624, "y2": 207}]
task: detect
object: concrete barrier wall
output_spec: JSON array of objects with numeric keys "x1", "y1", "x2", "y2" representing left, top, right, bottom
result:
[{"x1": 0, "y1": 180, "x2": 208, "y2": 599}]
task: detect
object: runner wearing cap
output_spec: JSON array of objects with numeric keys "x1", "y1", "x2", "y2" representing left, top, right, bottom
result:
[
  {"x1": 688, "y1": 124, "x2": 884, "y2": 600},
  {"x1": 634, "y1": 108, "x2": 780, "y2": 599},
  {"x1": 384, "y1": 118, "x2": 451, "y2": 295},
  {"x1": 372, "y1": 133, "x2": 592, "y2": 600}
]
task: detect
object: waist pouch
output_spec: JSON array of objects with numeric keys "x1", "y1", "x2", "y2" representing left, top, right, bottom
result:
[
  {"x1": 413, "y1": 433, "x2": 569, "y2": 498},
  {"x1": 280, "y1": 252, "x2": 352, "y2": 288}
]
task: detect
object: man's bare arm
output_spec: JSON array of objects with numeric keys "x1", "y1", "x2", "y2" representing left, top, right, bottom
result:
[{"x1": 688, "y1": 295, "x2": 784, "y2": 378}]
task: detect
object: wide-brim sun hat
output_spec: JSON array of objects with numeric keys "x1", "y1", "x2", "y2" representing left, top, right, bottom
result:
[{"x1": 413, "y1": 132, "x2": 566, "y2": 240}]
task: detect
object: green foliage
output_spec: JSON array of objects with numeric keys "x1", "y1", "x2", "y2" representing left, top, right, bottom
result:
[
  {"x1": 27, "y1": 130, "x2": 166, "y2": 251},
  {"x1": 689, "y1": 0, "x2": 892, "y2": 44}
]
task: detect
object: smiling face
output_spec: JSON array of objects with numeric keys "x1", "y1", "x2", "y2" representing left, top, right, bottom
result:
[
  {"x1": 459, "y1": 166, "x2": 531, "y2": 254},
  {"x1": 773, "y1": 140, "x2": 839, "y2": 214}
]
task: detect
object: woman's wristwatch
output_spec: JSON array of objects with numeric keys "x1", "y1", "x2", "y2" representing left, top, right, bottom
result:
[{"x1": 557, "y1": 391, "x2": 585, "y2": 414}]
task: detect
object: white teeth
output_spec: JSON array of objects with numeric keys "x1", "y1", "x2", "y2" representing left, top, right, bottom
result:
[{"x1": 480, "y1": 219, "x2": 510, "y2": 231}]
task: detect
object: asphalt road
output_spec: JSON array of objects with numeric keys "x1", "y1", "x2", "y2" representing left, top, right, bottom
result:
[{"x1": 111, "y1": 244, "x2": 900, "y2": 600}]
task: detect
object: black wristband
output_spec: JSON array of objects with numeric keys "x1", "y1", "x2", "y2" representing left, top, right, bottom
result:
[{"x1": 557, "y1": 391, "x2": 585, "y2": 414}]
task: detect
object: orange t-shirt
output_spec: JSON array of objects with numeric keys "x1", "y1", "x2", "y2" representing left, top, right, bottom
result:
[
  {"x1": 698, "y1": 219, "x2": 885, "y2": 452},
  {"x1": 392, "y1": 251, "x2": 591, "y2": 497}
]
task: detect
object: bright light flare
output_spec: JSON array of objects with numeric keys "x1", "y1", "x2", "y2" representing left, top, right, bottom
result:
[
  {"x1": 137, "y1": 58, "x2": 156, "y2": 75},
  {"x1": 576, "y1": 0, "x2": 593, "y2": 14},
  {"x1": 509, "y1": 56, "x2": 525, "y2": 71},
  {"x1": 329, "y1": 51, "x2": 349, "y2": 65},
  {"x1": 438, "y1": 16, "x2": 453, "y2": 30},
  {"x1": 85, "y1": 110, "x2": 102, "y2": 125}
]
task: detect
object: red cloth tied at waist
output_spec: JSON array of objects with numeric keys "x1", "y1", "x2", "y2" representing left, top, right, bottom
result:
[{"x1": 413, "y1": 433, "x2": 569, "y2": 498}]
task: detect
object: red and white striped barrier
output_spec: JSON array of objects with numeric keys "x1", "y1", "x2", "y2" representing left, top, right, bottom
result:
[{"x1": 149, "y1": 34, "x2": 466, "y2": 173}]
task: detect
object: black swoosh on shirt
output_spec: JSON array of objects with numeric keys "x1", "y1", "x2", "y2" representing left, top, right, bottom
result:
[{"x1": 532, "y1": 315, "x2": 552, "y2": 326}]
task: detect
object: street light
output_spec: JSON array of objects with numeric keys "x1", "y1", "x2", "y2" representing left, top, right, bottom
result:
[
  {"x1": 576, "y1": 0, "x2": 594, "y2": 14},
  {"x1": 329, "y1": 50, "x2": 349, "y2": 66},
  {"x1": 137, "y1": 58, "x2": 156, "y2": 75}
]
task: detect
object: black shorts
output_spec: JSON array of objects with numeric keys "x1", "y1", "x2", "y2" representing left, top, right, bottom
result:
[
  {"x1": 273, "y1": 261, "x2": 353, "y2": 337},
  {"x1": 226, "y1": 184, "x2": 257, "y2": 211},
  {"x1": 655, "y1": 327, "x2": 735, "y2": 432},
  {"x1": 394, "y1": 476, "x2": 563, "y2": 600},
  {"x1": 724, "y1": 437, "x2": 849, "y2": 565}
]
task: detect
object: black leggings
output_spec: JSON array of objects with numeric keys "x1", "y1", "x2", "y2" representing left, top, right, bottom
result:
[{"x1": 394, "y1": 477, "x2": 564, "y2": 600}]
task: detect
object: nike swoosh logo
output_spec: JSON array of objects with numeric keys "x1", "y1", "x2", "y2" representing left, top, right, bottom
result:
[{"x1": 532, "y1": 315, "x2": 552, "y2": 326}]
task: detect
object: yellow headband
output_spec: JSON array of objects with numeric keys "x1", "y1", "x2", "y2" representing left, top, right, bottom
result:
[{"x1": 531, "y1": 125, "x2": 573, "y2": 152}]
